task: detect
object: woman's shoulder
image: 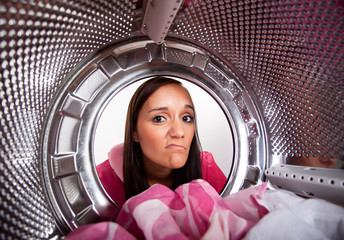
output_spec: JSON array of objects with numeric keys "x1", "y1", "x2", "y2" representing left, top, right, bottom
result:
[
  {"x1": 96, "y1": 145, "x2": 126, "y2": 207},
  {"x1": 200, "y1": 151, "x2": 227, "y2": 193},
  {"x1": 108, "y1": 143, "x2": 124, "y2": 182},
  {"x1": 201, "y1": 151, "x2": 216, "y2": 166},
  {"x1": 96, "y1": 159, "x2": 111, "y2": 175}
]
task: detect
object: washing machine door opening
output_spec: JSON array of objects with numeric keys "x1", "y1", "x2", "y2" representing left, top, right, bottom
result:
[{"x1": 41, "y1": 36, "x2": 270, "y2": 232}]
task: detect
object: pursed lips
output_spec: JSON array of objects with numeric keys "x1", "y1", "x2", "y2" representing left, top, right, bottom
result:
[{"x1": 166, "y1": 144, "x2": 186, "y2": 150}]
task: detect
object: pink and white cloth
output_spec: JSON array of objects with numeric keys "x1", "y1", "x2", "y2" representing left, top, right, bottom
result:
[
  {"x1": 116, "y1": 179, "x2": 268, "y2": 240},
  {"x1": 65, "y1": 179, "x2": 344, "y2": 240},
  {"x1": 66, "y1": 180, "x2": 269, "y2": 240}
]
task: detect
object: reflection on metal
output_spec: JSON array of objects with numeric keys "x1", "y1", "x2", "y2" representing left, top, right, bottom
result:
[
  {"x1": 41, "y1": 36, "x2": 269, "y2": 233},
  {"x1": 172, "y1": 0, "x2": 344, "y2": 160},
  {"x1": 0, "y1": 0, "x2": 343, "y2": 239},
  {"x1": 141, "y1": 0, "x2": 183, "y2": 44},
  {"x1": 266, "y1": 164, "x2": 344, "y2": 204}
]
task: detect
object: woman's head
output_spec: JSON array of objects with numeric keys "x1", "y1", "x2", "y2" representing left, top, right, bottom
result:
[{"x1": 123, "y1": 77, "x2": 202, "y2": 199}]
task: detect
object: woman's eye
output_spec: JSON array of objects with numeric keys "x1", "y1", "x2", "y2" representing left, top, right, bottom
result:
[
  {"x1": 183, "y1": 115, "x2": 194, "y2": 123},
  {"x1": 153, "y1": 116, "x2": 166, "y2": 123}
]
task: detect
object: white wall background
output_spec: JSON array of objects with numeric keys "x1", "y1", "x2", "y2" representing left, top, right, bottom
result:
[{"x1": 94, "y1": 78, "x2": 234, "y2": 176}]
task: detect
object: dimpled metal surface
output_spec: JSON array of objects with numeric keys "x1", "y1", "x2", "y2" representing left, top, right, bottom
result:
[
  {"x1": 0, "y1": 0, "x2": 137, "y2": 238},
  {"x1": 172, "y1": 0, "x2": 344, "y2": 158},
  {"x1": 0, "y1": 0, "x2": 343, "y2": 239}
]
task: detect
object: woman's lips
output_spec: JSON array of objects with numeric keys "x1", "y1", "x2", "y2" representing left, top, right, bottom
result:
[{"x1": 166, "y1": 144, "x2": 186, "y2": 150}]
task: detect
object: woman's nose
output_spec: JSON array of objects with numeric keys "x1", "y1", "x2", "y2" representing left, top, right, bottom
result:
[{"x1": 168, "y1": 120, "x2": 184, "y2": 138}]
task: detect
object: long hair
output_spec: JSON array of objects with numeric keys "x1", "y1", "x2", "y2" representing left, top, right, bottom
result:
[{"x1": 123, "y1": 77, "x2": 202, "y2": 199}]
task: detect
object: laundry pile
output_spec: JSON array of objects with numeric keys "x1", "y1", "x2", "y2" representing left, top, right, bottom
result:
[{"x1": 65, "y1": 180, "x2": 344, "y2": 240}]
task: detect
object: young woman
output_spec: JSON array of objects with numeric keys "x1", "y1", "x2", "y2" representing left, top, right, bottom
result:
[{"x1": 97, "y1": 77, "x2": 227, "y2": 213}]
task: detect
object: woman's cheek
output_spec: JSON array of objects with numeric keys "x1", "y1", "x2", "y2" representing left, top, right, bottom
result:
[
  {"x1": 186, "y1": 126, "x2": 195, "y2": 144},
  {"x1": 142, "y1": 123, "x2": 166, "y2": 144}
]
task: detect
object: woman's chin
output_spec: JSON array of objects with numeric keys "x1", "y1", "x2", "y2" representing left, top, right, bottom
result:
[{"x1": 169, "y1": 156, "x2": 188, "y2": 169}]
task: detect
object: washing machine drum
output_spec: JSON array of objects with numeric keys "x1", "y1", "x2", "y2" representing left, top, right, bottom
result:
[{"x1": 0, "y1": 0, "x2": 343, "y2": 238}]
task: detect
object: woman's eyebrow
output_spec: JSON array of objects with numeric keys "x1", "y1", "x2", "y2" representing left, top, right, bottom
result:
[
  {"x1": 148, "y1": 107, "x2": 168, "y2": 113},
  {"x1": 185, "y1": 104, "x2": 194, "y2": 111},
  {"x1": 148, "y1": 104, "x2": 194, "y2": 113}
]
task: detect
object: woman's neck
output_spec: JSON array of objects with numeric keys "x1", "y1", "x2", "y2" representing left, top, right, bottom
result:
[
  {"x1": 147, "y1": 176, "x2": 173, "y2": 188},
  {"x1": 143, "y1": 157, "x2": 174, "y2": 188}
]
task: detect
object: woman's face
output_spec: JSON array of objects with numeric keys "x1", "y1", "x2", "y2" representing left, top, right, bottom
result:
[{"x1": 133, "y1": 83, "x2": 195, "y2": 174}]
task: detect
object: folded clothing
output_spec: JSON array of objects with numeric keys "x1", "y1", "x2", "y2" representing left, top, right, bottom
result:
[
  {"x1": 65, "y1": 180, "x2": 344, "y2": 240},
  {"x1": 115, "y1": 179, "x2": 268, "y2": 240}
]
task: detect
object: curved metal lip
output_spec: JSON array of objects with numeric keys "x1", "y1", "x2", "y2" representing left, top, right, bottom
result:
[{"x1": 40, "y1": 34, "x2": 271, "y2": 232}]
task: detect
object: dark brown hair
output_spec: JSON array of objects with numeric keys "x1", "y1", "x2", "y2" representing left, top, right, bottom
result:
[{"x1": 123, "y1": 77, "x2": 202, "y2": 199}]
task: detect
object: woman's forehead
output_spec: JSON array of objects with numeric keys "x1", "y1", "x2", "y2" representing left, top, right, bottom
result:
[{"x1": 146, "y1": 84, "x2": 193, "y2": 107}]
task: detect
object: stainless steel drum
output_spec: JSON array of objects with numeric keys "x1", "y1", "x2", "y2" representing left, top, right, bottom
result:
[{"x1": 1, "y1": 0, "x2": 343, "y2": 239}]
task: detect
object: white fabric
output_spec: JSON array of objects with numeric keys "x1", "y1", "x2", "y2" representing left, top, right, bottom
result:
[{"x1": 244, "y1": 189, "x2": 344, "y2": 240}]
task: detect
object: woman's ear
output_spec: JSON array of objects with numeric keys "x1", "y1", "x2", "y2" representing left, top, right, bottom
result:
[{"x1": 133, "y1": 131, "x2": 139, "y2": 142}]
